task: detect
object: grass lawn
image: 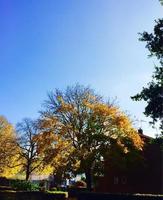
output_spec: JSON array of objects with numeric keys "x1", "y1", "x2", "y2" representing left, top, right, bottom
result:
[{"x1": 46, "y1": 190, "x2": 68, "y2": 198}]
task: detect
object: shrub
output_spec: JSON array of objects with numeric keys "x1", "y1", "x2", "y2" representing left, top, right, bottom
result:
[
  {"x1": 50, "y1": 187, "x2": 57, "y2": 191},
  {"x1": 74, "y1": 180, "x2": 87, "y2": 188},
  {"x1": 75, "y1": 192, "x2": 163, "y2": 200},
  {"x1": 39, "y1": 180, "x2": 46, "y2": 192},
  {"x1": 81, "y1": 176, "x2": 86, "y2": 182},
  {"x1": 10, "y1": 179, "x2": 39, "y2": 191},
  {"x1": 46, "y1": 191, "x2": 68, "y2": 198},
  {"x1": 0, "y1": 191, "x2": 68, "y2": 200},
  {"x1": 0, "y1": 177, "x2": 10, "y2": 186}
]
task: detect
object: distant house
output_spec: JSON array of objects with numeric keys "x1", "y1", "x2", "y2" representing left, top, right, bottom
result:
[
  {"x1": 30, "y1": 174, "x2": 50, "y2": 181},
  {"x1": 96, "y1": 129, "x2": 163, "y2": 194}
]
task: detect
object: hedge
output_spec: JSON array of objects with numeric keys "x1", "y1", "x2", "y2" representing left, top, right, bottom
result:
[
  {"x1": 75, "y1": 192, "x2": 163, "y2": 200},
  {"x1": 68, "y1": 187, "x2": 88, "y2": 198},
  {"x1": 0, "y1": 191, "x2": 67, "y2": 200}
]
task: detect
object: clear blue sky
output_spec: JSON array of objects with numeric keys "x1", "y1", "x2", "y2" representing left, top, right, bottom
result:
[{"x1": 0, "y1": 0, "x2": 162, "y2": 136}]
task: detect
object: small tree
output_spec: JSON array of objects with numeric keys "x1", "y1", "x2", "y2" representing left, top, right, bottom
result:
[
  {"x1": 16, "y1": 118, "x2": 43, "y2": 180},
  {"x1": 0, "y1": 116, "x2": 20, "y2": 177},
  {"x1": 36, "y1": 116, "x2": 74, "y2": 185},
  {"x1": 40, "y1": 84, "x2": 143, "y2": 190}
]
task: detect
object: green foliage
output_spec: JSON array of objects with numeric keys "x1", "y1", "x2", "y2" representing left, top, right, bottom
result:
[
  {"x1": 132, "y1": 19, "x2": 163, "y2": 135},
  {"x1": 10, "y1": 179, "x2": 39, "y2": 191},
  {"x1": 139, "y1": 19, "x2": 163, "y2": 60},
  {"x1": 81, "y1": 176, "x2": 86, "y2": 182},
  {"x1": 159, "y1": 0, "x2": 163, "y2": 6}
]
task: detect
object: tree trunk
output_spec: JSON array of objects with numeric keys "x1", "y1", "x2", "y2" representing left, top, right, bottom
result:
[
  {"x1": 26, "y1": 165, "x2": 30, "y2": 181},
  {"x1": 85, "y1": 168, "x2": 92, "y2": 191}
]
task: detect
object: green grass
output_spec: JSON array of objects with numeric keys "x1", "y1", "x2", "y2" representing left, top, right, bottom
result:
[
  {"x1": 46, "y1": 190, "x2": 68, "y2": 198},
  {"x1": 0, "y1": 190, "x2": 16, "y2": 193}
]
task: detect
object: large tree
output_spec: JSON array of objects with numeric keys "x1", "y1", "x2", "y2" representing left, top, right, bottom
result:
[
  {"x1": 131, "y1": 19, "x2": 163, "y2": 135},
  {"x1": 39, "y1": 84, "x2": 143, "y2": 190},
  {"x1": 0, "y1": 116, "x2": 20, "y2": 177}
]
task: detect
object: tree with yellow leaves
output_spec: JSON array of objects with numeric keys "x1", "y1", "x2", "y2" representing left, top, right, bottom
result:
[
  {"x1": 40, "y1": 84, "x2": 143, "y2": 190},
  {"x1": 36, "y1": 116, "x2": 74, "y2": 185},
  {"x1": 0, "y1": 116, "x2": 20, "y2": 177}
]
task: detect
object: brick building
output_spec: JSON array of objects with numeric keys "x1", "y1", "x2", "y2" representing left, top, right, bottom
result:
[{"x1": 96, "y1": 130, "x2": 163, "y2": 194}]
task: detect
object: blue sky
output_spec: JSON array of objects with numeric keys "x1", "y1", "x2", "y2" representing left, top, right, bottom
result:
[{"x1": 0, "y1": 0, "x2": 162, "y2": 136}]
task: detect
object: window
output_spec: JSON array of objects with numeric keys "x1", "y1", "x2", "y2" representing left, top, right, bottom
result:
[
  {"x1": 113, "y1": 176, "x2": 119, "y2": 184},
  {"x1": 121, "y1": 176, "x2": 127, "y2": 184}
]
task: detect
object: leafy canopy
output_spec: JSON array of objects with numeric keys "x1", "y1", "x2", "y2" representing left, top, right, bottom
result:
[
  {"x1": 39, "y1": 84, "x2": 143, "y2": 188},
  {"x1": 131, "y1": 19, "x2": 163, "y2": 134},
  {"x1": 0, "y1": 116, "x2": 20, "y2": 177}
]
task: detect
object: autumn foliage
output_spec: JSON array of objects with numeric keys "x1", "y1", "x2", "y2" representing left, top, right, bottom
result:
[
  {"x1": 38, "y1": 84, "x2": 143, "y2": 190},
  {"x1": 0, "y1": 116, "x2": 20, "y2": 177},
  {"x1": 0, "y1": 85, "x2": 143, "y2": 189}
]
